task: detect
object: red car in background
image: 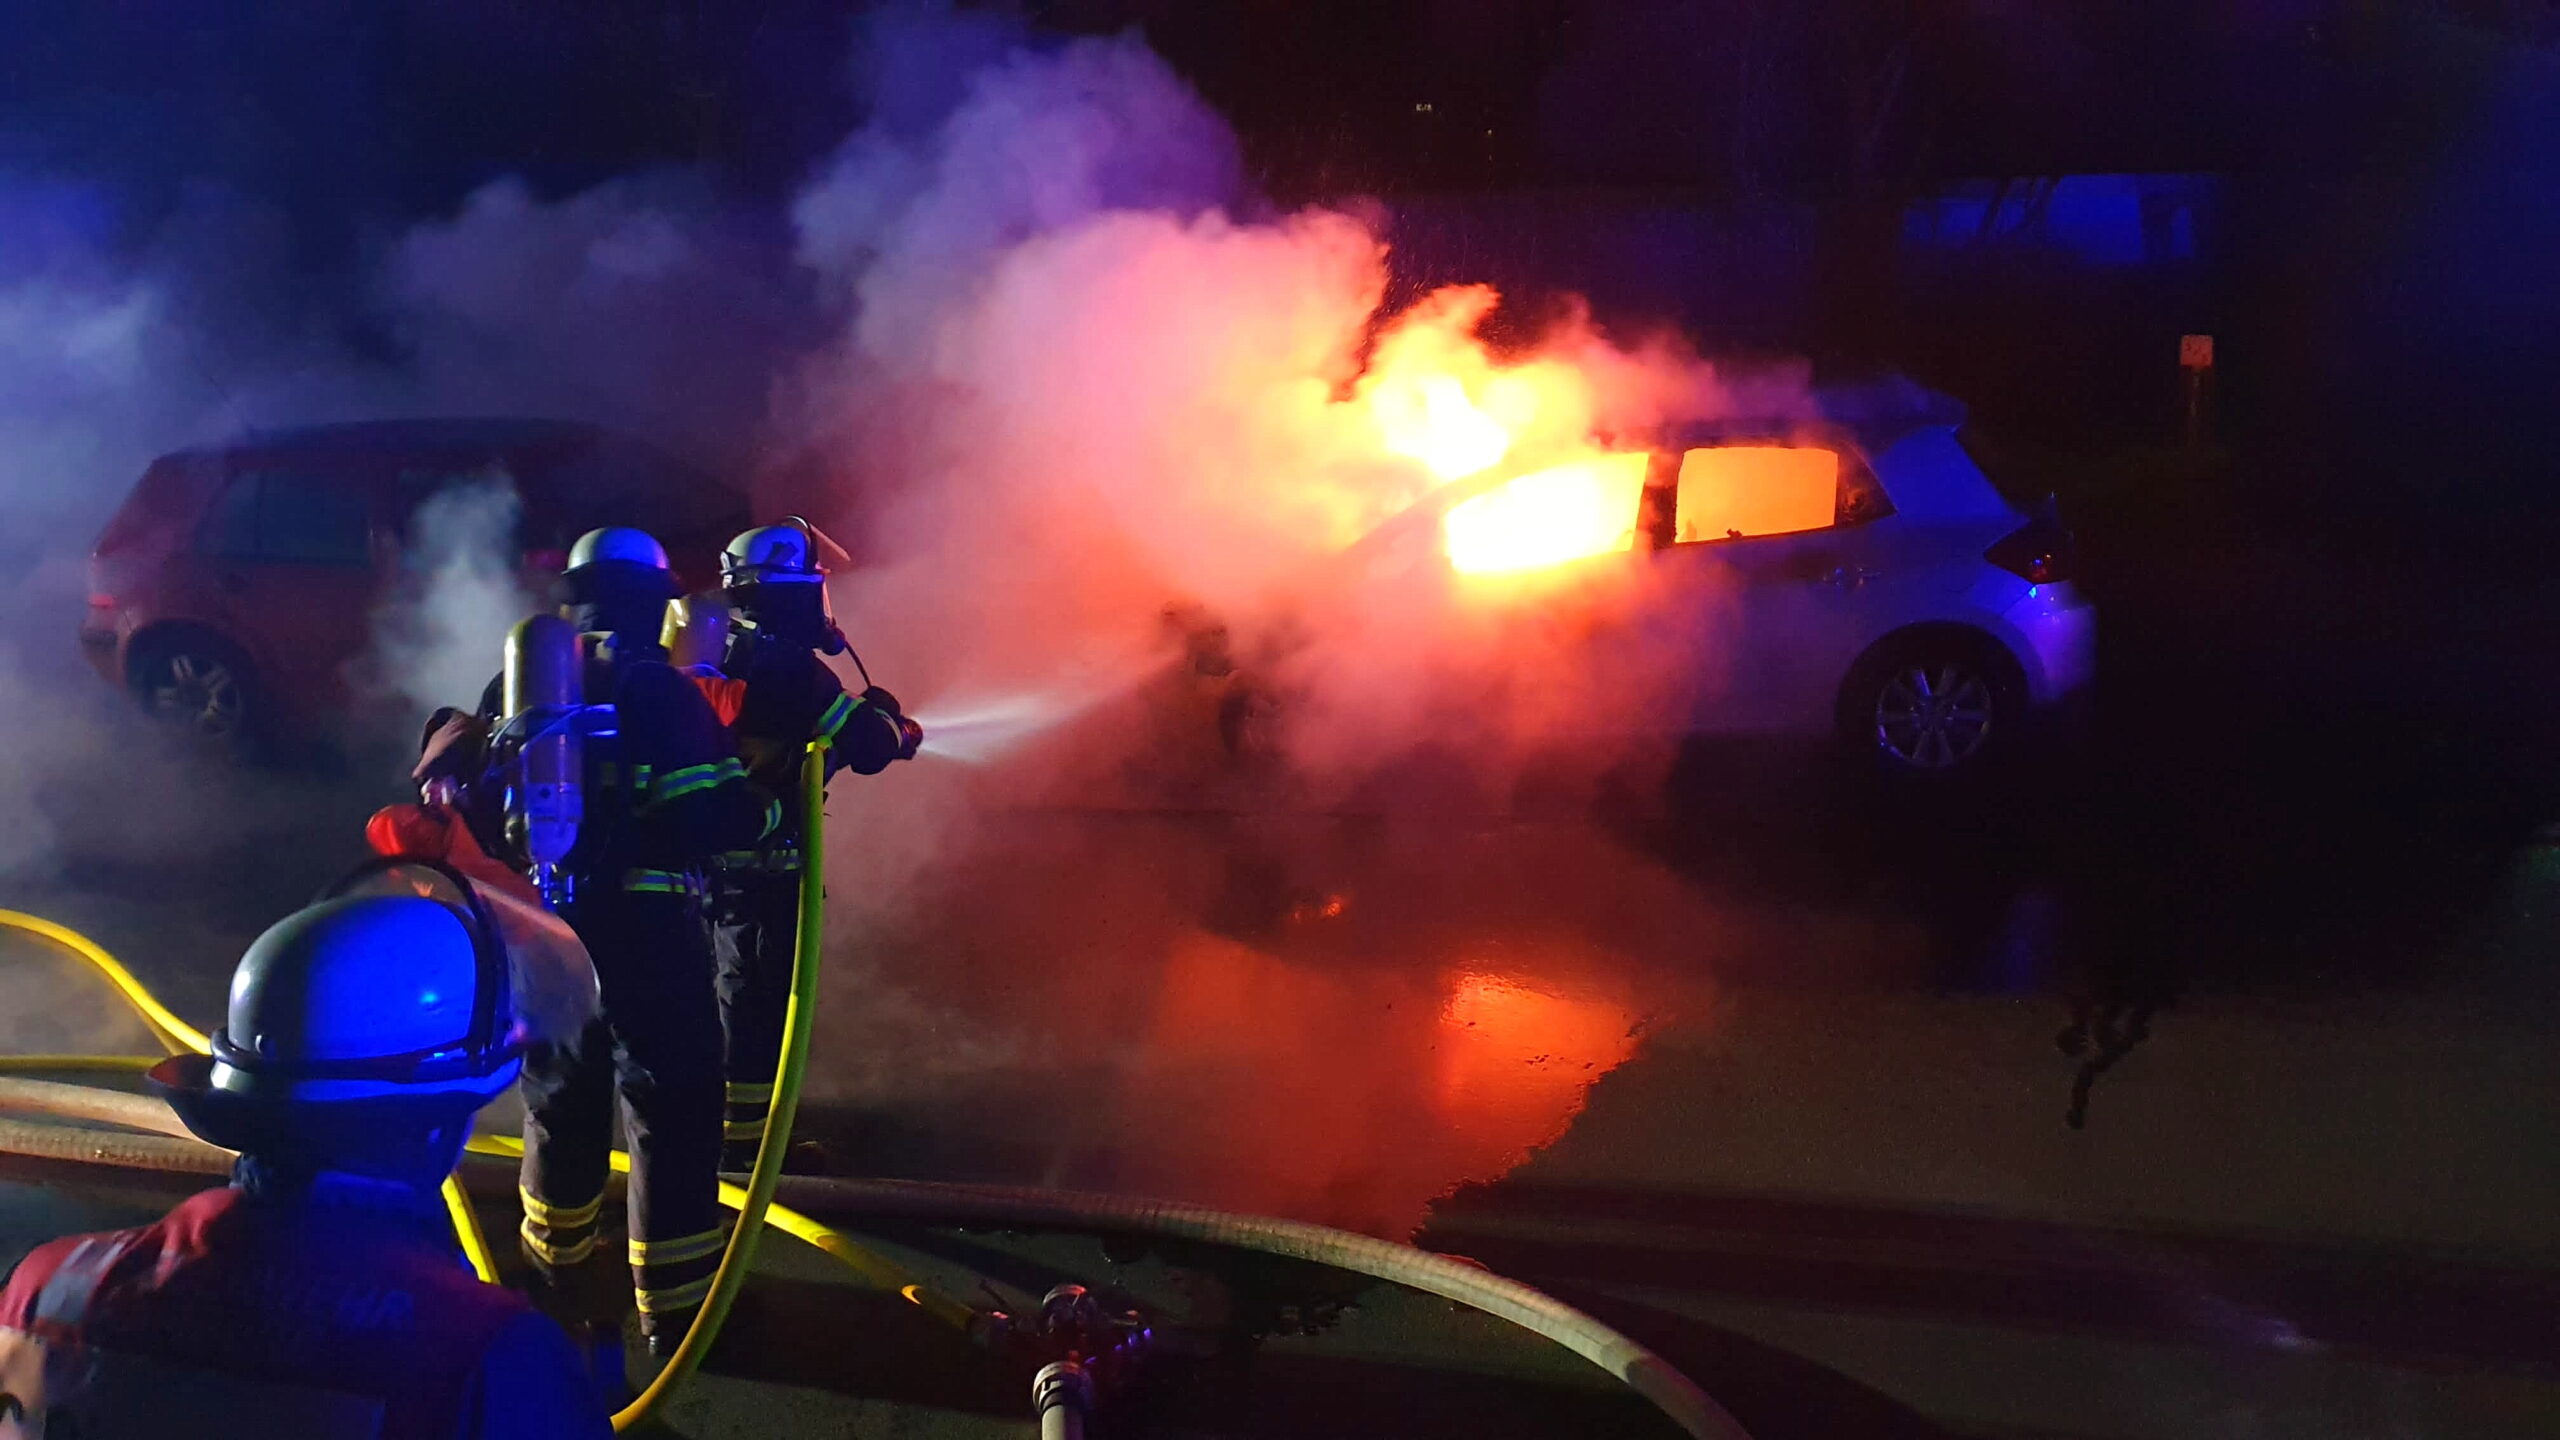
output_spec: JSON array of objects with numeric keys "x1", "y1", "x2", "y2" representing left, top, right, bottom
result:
[{"x1": 80, "y1": 418, "x2": 749, "y2": 747}]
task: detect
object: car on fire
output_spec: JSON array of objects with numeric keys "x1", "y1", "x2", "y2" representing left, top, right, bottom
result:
[
  {"x1": 81, "y1": 418, "x2": 749, "y2": 747},
  {"x1": 1199, "y1": 387, "x2": 2092, "y2": 781}
]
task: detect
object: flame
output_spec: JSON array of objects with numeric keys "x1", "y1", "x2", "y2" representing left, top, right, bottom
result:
[
  {"x1": 1372, "y1": 372, "x2": 1514, "y2": 480},
  {"x1": 1339, "y1": 285, "x2": 1667, "y2": 578},
  {"x1": 1440, "y1": 455, "x2": 1650, "y2": 575}
]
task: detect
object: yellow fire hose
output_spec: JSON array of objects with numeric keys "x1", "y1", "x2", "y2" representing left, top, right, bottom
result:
[
  {"x1": 0, "y1": 906, "x2": 504, "y2": 1286},
  {"x1": 0, "y1": 739, "x2": 1745, "y2": 1439}
]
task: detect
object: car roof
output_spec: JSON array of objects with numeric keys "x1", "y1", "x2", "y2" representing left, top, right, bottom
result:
[{"x1": 1656, "y1": 378, "x2": 1968, "y2": 456}]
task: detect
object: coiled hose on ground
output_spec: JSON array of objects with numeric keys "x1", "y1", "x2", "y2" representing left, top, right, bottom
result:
[{"x1": 0, "y1": 746, "x2": 1746, "y2": 1440}]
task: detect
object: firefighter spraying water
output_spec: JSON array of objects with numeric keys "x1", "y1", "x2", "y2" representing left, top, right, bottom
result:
[
  {"x1": 704, "y1": 518, "x2": 920, "y2": 1167},
  {"x1": 416, "y1": 528, "x2": 781, "y2": 1373}
]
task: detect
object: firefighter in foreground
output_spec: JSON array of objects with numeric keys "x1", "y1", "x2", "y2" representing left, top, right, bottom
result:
[
  {"x1": 510, "y1": 528, "x2": 779, "y2": 1356},
  {"x1": 0, "y1": 884, "x2": 612, "y2": 1439},
  {"x1": 709, "y1": 521, "x2": 918, "y2": 1167}
]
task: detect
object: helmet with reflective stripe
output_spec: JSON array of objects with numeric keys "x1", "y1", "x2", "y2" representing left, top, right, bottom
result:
[
  {"x1": 721, "y1": 523, "x2": 822, "y2": 588},
  {"x1": 567, "y1": 526, "x2": 671, "y2": 575},
  {"x1": 149, "y1": 865, "x2": 527, "y2": 1152}
]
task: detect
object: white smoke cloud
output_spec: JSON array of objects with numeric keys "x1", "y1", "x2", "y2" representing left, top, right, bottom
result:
[
  {"x1": 0, "y1": 168, "x2": 800, "y2": 887},
  {"x1": 383, "y1": 173, "x2": 815, "y2": 464},
  {"x1": 354, "y1": 473, "x2": 532, "y2": 724},
  {"x1": 776, "y1": 21, "x2": 1783, "y2": 825}
]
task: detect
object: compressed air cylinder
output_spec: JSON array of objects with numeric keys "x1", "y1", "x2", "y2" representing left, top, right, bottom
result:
[{"x1": 504, "y1": 613, "x2": 584, "y2": 876}]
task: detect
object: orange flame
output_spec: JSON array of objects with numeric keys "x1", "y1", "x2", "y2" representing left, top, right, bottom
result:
[
  {"x1": 1440, "y1": 455, "x2": 1651, "y2": 575},
  {"x1": 1343, "y1": 285, "x2": 1660, "y2": 578}
]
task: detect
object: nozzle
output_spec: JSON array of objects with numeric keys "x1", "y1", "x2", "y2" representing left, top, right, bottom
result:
[{"x1": 862, "y1": 686, "x2": 924, "y2": 763}]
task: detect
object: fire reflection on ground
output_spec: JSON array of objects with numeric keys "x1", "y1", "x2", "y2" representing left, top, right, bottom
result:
[{"x1": 805, "y1": 814, "x2": 1736, "y2": 1236}]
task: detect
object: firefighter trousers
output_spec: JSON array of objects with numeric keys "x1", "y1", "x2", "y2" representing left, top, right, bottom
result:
[
  {"x1": 518, "y1": 888, "x2": 726, "y2": 1342},
  {"x1": 711, "y1": 868, "x2": 799, "y2": 1168}
]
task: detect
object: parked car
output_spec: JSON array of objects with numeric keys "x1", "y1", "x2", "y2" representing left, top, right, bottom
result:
[
  {"x1": 80, "y1": 417, "x2": 750, "y2": 746},
  {"x1": 1210, "y1": 390, "x2": 2093, "y2": 779}
]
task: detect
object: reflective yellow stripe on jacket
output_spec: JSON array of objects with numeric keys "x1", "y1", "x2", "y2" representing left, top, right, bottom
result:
[
  {"x1": 643, "y1": 757, "x2": 746, "y2": 812},
  {"x1": 815, "y1": 691, "x2": 859, "y2": 743}
]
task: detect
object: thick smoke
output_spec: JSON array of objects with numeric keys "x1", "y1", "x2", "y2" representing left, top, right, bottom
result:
[
  {"x1": 383, "y1": 173, "x2": 815, "y2": 465},
  {"x1": 354, "y1": 474, "x2": 532, "y2": 723},
  {"x1": 784, "y1": 19, "x2": 1796, "y2": 848}
]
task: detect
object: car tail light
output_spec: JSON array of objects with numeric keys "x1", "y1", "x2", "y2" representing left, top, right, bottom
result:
[{"x1": 1985, "y1": 521, "x2": 2075, "y2": 585}]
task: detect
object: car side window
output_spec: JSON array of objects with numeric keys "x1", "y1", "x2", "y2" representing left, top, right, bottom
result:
[
  {"x1": 1669, "y1": 446, "x2": 1840, "y2": 543},
  {"x1": 1657, "y1": 445, "x2": 1895, "y2": 545},
  {"x1": 198, "y1": 471, "x2": 374, "y2": 566},
  {"x1": 254, "y1": 472, "x2": 374, "y2": 566}
]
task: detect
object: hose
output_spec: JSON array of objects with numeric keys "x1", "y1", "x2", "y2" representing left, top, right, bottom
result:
[
  {"x1": 755, "y1": 1175, "x2": 1749, "y2": 1440},
  {"x1": 0, "y1": 907, "x2": 503, "y2": 1284},
  {"x1": 0, "y1": 1075, "x2": 233, "y2": 1174},
  {"x1": 0, "y1": 908, "x2": 207, "y2": 1053}
]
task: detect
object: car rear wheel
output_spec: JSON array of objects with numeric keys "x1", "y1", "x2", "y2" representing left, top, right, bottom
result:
[
  {"x1": 132, "y1": 638, "x2": 257, "y2": 746},
  {"x1": 1840, "y1": 630, "x2": 2022, "y2": 776}
]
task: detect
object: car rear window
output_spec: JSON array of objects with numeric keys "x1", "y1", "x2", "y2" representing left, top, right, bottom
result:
[{"x1": 97, "y1": 455, "x2": 224, "y2": 556}]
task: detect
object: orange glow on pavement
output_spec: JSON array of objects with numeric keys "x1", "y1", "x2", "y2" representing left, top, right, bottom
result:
[{"x1": 1434, "y1": 970, "x2": 1639, "y2": 1146}]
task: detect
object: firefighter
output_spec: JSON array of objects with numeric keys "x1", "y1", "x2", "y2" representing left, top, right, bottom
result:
[
  {"x1": 0, "y1": 880, "x2": 612, "y2": 1439},
  {"x1": 710, "y1": 521, "x2": 918, "y2": 1167},
  {"x1": 514, "y1": 528, "x2": 779, "y2": 1356}
]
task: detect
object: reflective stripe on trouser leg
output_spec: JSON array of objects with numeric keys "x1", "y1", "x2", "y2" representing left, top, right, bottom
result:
[
  {"x1": 517, "y1": 1013, "x2": 616, "y2": 1281},
  {"x1": 589, "y1": 889, "x2": 727, "y2": 1338},
  {"x1": 631, "y1": 1223, "x2": 727, "y2": 1318},
  {"x1": 724, "y1": 1079, "x2": 773, "y2": 1149},
  {"x1": 712, "y1": 872, "x2": 796, "y2": 1117},
  {"x1": 520, "y1": 1177, "x2": 603, "y2": 1268}
]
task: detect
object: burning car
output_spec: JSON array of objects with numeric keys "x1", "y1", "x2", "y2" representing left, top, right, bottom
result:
[{"x1": 1188, "y1": 385, "x2": 2092, "y2": 784}]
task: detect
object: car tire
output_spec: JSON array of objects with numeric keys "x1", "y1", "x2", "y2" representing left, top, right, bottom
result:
[
  {"x1": 1837, "y1": 628, "x2": 2025, "y2": 778},
  {"x1": 129, "y1": 634, "x2": 260, "y2": 751}
]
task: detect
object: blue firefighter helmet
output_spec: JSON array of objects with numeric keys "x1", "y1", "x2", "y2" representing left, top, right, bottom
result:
[
  {"x1": 721, "y1": 523, "x2": 824, "y2": 588},
  {"x1": 149, "y1": 869, "x2": 543, "y2": 1155},
  {"x1": 567, "y1": 526, "x2": 671, "y2": 575}
]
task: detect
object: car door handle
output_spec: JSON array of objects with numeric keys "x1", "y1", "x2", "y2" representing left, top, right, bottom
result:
[
  {"x1": 1824, "y1": 565, "x2": 1878, "y2": 590},
  {"x1": 217, "y1": 570, "x2": 250, "y2": 594}
]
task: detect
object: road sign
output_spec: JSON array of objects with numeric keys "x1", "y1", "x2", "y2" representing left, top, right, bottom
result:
[{"x1": 2180, "y1": 334, "x2": 2215, "y2": 369}]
